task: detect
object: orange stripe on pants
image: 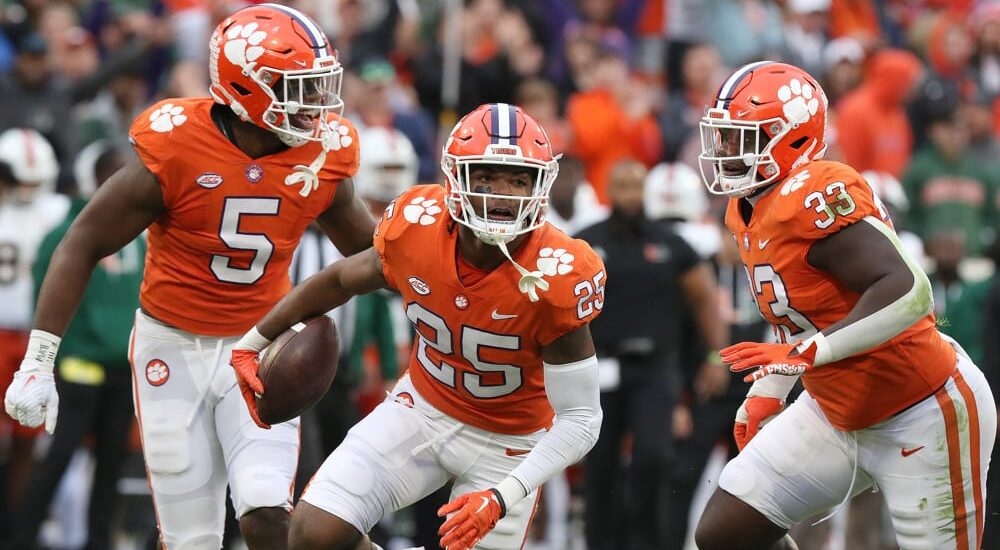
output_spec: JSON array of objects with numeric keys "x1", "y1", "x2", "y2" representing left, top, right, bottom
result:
[
  {"x1": 952, "y1": 369, "x2": 984, "y2": 548},
  {"x1": 935, "y1": 384, "x2": 969, "y2": 550},
  {"x1": 519, "y1": 487, "x2": 544, "y2": 550}
]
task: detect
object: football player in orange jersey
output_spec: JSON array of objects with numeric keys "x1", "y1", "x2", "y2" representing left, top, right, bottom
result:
[
  {"x1": 230, "y1": 103, "x2": 606, "y2": 550},
  {"x1": 693, "y1": 62, "x2": 997, "y2": 550},
  {"x1": 3, "y1": 4, "x2": 375, "y2": 549}
]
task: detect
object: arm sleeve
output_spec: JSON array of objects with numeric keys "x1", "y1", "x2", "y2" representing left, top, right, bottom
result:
[
  {"x1": 799, "y1": 215, "x2": 933, "y2": 365},
  {"x1": 494, "y1": 355, "x2": 602, "y2": 508}
]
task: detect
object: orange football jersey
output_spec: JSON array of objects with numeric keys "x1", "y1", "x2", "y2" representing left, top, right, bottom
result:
[
  {"x1": 725, "y1": 160, "x2": 955, "y2": 431},
  {"x1": 130, "y1": 97, "x2": 359, "y2": 336},
  {"x1": 374, "y1": 185, "x2": 606, "y2": 434}
]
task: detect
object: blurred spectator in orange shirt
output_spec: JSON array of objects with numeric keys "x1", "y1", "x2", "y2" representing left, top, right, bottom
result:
[
  {"x1": 836, "y1": 48, "x2": 922, "y2": 178},
  {"x1": 566, "y1": 48, "x2": 661, "y2": 205},
  {"x1": 829, "y1": 0, "x2": 880, "y2": 46}
]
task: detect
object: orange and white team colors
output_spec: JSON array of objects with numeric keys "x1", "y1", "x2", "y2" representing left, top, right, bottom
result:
[
  {"x1": 300, "y1": 183, "x2": 606, "y2": 548},
  {"x1": 697, "y1": 61, "x2": 996, "y2": 550},
  {"x1": 4, "y1": 4, "x2": 370, "y2": 549}
]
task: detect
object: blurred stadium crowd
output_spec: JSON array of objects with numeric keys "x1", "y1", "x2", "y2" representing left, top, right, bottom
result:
[{"x1": 0, "y1": 0, "x2": 999, "y2": 549}]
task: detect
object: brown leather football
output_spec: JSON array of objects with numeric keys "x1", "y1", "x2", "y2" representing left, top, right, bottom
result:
[{"x1": 255, "y1": 316, "x2": 339, "y2": 425}]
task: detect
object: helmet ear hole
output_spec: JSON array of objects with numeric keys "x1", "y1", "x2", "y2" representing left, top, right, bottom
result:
[
  {"x1": 789, "y1": 136, "x2": 809, "y2": 149},
  {"x1": 231, "y1": 83, "x2": 252, "y2": 96}
]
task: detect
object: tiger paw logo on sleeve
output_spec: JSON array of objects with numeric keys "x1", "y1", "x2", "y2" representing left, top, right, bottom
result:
[
  {"x1": 536, "y1": 247, "x2": 575, "y2": 277},
  {"x1": 322, "y1": 124, "x2": 354, "y2": 151},
  {"x1": 402, "y1": 197, "x2": 443, "y2": 225},
  {"x1": 780, "y1": 169, "x2": 812, "y2": 195},
  {"x1": 149, "y1": 104, "x2": 188, "y2": 133}
]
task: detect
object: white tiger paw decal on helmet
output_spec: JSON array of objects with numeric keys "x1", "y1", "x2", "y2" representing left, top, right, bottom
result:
[
  {"x1": 150, "y1": 103, "x2": 188, "y2": 132},
  {"x1": 224, "y1": 22, "x2": 268, "y2": 67},
  {"x1": 780, "y1": 169, "x2": 812, "y2": 195},
  {"x1": 536, "y1": 247, "x2": 575, "y2": 276},
  {"x1": 402, "y1": 197, "x2": 442, "y2": 226},
  {"x1": 322, "y1": 124, "x2": 354, "y2": 151},
  {"x1": 778, "y1": 79, "x2": 820, "y2": 125}
]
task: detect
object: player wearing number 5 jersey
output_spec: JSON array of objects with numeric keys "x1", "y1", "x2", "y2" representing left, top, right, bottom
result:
[
  {"x1": 3, "y1": 5, "x2": 375, "y2": 549},
  {"x1": 230, "y1": 103, "x2": 605, "y2": 550},
  {"x1": 694, "y1": 61, "x2": 997, "y2": 550}
]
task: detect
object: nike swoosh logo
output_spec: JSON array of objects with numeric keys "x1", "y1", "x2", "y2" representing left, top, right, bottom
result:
[
  {"x1": 758, "y1": 238, "x2": 771, "y2": 249},
  {"x1": 505, "y1": 448, "x2": 530, "y2": 456},
  {"x1": 476, "y1": 496, "x2": 490, "y2": 513},
  {"x1": 901, "y1": 446, "x2": 924, "y2": 457},
  {"x1": 293, "y1": 59, "x2": 307, "y2": 67},
  {"x1": 25, "y1": 374, "x2": 36, "y2": 386},
  {"x1": 491, "y1": 309, "x2": 518, "y2": 320}
]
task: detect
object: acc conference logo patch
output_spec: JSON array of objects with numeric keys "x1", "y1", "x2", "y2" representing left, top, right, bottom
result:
[
  {"x1": 196, "y1": 172, "x2": 224, "y2": 189},
  {"x1": 145, "y1": 359, "x2": 170, "y2": 387},
  {"x1": 408, "y1": 276, "x2": 431, "y2": 295}
]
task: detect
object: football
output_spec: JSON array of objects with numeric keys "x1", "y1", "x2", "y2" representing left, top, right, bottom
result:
[{"x1": 255, "y1": 316, "x2": 339, "y2": 425}]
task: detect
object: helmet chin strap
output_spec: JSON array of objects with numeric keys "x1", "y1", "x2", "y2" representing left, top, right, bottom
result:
[
  {"x1": 284, "y1": 120, "x2": 333, "y2": 197},
  {"x1": 495, "y1": 238, "x2": 549, "y2": 303}
]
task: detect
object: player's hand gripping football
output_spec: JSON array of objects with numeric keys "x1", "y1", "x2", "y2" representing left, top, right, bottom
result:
[
  {"x1": 230, "y1": 349, "x2": 268, "y2": 429},
  {"x1": 230, "y1": 327, "x2": 272, "y2": 430},
  {"x1": 229, "y1": 327, "x2": 271, "y2": 430},
  {"x1": 437, "y1": 489, "x2": 505, "y2": 550},
  {"x1": 722, "y1": 341, "x2": 817, "y2": 383},
  {"x1": 4, "y1": 331, "x2": 61, "y2": 434}
]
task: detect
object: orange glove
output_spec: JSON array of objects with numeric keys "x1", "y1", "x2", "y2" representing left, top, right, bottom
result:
[
  {"x1": 437, "y1": 489, "x2": 505, "y2": 550},
  {"x1": 722, "y1": 341, "x2": 817, "y2": 383},
  {"x1": 733, "y1": 396, "x2": 784, "y2": 451},
  {"x1": 230, "y1": 349, "x2": 268, "y2": 429}
]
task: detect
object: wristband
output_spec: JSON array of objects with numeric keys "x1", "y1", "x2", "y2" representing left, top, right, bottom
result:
[
  {"x1": 236, "y1": 326, "x2": 272, "y2": 352},
  {"x1": 797, "y1": 332, "x2": 832, "y2": 366},
  {"x1": 26, "y1": 329, "x2": 62, "y2": 372},
  {"x1": 493, "y1": 475, "x2": 528, "y2": 515}
]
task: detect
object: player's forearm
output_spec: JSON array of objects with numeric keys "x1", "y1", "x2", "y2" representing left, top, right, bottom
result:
[
  {"x1": 257, "y1": 265, "x2": 354, "y2": 341},
  {"x1": 801, "y1": 220, "x2": 932, "y2": 365},
  {"x1": 494, "y1": 356, "x2": 602, "y2": 509},
  {"x1": 32, "y1": 238, "x2": 102, "y2": 336},
  {"x1": 256, "y1": 249, "x2": 387, "y2": 340}
]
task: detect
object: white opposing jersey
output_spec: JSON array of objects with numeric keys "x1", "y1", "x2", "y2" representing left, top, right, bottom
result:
[{"x1": 0, "y1": 193, "x2": 70, "y2": 329}]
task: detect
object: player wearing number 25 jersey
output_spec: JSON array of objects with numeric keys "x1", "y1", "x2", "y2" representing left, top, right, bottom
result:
[
  {"x1": 231, "y1": 103, "x2": 606, "y2": 550},
  {"x1": 694, "y1": 62, "x2": 996, "y2": 550},
  {"x1": 4, "y1": 5, "x2": 377, "y2": 549}
]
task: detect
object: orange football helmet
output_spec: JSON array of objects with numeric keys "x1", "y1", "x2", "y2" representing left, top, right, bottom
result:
[
  {"x1": 209, "y1": 3, "x2": 343, "y2": 147},
  {"x1": 441, "y1": 103, "x2": 560, "y2": 245},
  {"x1": 699, "y1": 61, "x2": 829, "y2": 198}
]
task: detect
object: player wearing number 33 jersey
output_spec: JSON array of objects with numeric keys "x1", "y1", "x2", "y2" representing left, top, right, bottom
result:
[
  {"x1": 694, "y1": 62, "x2": 996, "y2": 550},
  {"x1": 230, "y1": 103, "x2": 606, "y2": 550},
  {"x1": 4, "y1": 5, "x2": 378, "y2": 549}
]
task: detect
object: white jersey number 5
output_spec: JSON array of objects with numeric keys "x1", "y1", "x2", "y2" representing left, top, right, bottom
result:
[{"x1": 211, "y1": 197, "x2": 280, "y2": 285}]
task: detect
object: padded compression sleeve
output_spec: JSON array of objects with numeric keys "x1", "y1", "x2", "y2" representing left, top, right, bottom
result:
[
  {"x1": 494, "y1": 355, "x2": 602, "y2": 510},
  {"x1": 799, "y1": 216, "x2": 933, "y2": 366}
]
